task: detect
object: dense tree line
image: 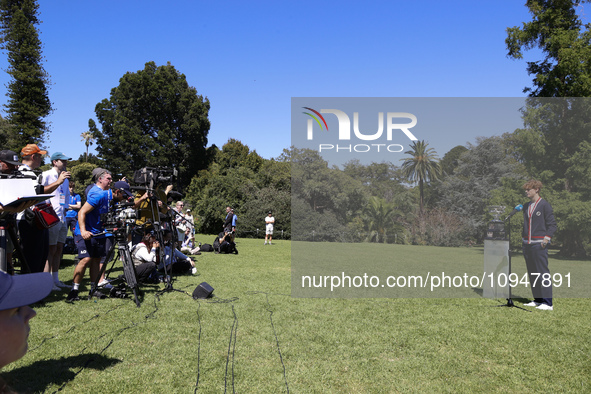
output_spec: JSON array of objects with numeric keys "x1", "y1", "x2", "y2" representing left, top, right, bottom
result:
[{"x1": 184, "y1": 139, "x2": 291, "y2": 238}]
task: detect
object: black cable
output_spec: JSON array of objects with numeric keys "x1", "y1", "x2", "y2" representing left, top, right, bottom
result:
[
  {"x1": 48, "y1": 297, "x2": 160, "y2": 393},
  {"x1": 193, "y1": 302, "x2": 202, "y2": 393},
  {"x1": 224, "y1": 304, "x2": 238, "y2": 394},
  {"x1": 262, "y1": 293, "x2": 290, "y2": 394},
  {"x1": 244, "y1": 291, "x2": 290, "y2": 393}
]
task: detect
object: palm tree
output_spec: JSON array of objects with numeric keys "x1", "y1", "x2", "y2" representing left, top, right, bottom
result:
[
  {"x1": 401, "y1": 140, "x2": 442, "y2": 214},
  {"x1": 364, "y1": 196, "x2": 395, "y2": 243},
  {"x1": 80, "y1": 131, "x2": 95, "y2": 162}
]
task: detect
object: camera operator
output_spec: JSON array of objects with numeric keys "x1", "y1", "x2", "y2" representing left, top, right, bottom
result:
[
  {"x1": 214, "y1": 230, "x2": 238, "y2": 254},
  {"x1": 65, "y1": 172, "x2": 130, "y2": 302},
  {"x1": 133, "y1": 183, "x2": 173, "y2": 244}
]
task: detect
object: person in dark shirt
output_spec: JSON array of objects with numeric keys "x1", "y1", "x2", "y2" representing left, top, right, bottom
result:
[{"x1": 521, "y1": 179, "x2": 557, "y2": 311}]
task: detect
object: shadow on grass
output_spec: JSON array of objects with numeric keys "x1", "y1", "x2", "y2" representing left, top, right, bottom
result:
[{"x1": 4, "y1": 353, "x2": 121, "y2": 393}]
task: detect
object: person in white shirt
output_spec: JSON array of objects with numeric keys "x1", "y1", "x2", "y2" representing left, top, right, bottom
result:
[
  {"x1": 130, "y1": 233, "x2": 159, "y2": 283},
  {"x1": 264, "y1": 211, "x2": 275, "y2": 245},
  {"x1": 41, "y1": 152, "x2": 72, "y2": 290}
]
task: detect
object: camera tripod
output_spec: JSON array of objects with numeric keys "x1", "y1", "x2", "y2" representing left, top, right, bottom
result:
[
  {"x1": 91, "y1": 229, "x2": 141, "y2": 307},
  {"x1": 0, "y1": 216, "x2": 30, "y2": 274}
]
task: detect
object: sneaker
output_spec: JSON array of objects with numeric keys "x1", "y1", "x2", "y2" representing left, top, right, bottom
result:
[
  {"x1": 264, "y1": 242, "x2": 267, "y2": 245},
  {"x1": 55, "y1": 280, "x2": 72, "y2": 289},
  {"x1": 52, "y1": 284, "x2": 63, "y2": 292},
  {"x1": 98, "y1": 279, "x2": 113, "y2": 289},
  {"x1": 191, "y1": 267, "x2": 197, "y2": 275},
  {"x1": 523, "y1": 301, "x2": 540, "y2": 307},
  {"x1": 66, "y1": 289, "x2": 80, "y2": 302},
  {"x1": 536, "y1": 303, "x2": 553, "y2": 311}
]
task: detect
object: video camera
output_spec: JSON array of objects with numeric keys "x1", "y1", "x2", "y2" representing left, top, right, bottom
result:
[
  {"x1": 0, "y1": 170, "x2": 44, "y2": 195},
  {"x1": 101, "y1": 202, "x2": 137, "y2": 234},
  {"x1": 133, "y1": 167, "x2": 177, "y2": 187}
]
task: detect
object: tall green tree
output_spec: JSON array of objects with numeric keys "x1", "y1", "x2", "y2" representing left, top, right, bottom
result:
[
  {"x1": 93, "y1": 61, "x2": 210, "y2": 190},
  {"x1": 506, "y1": 0, "x2": 591, "y2": 96},
  {"x1": 507, "y1": 0, "x2": 591, "y2": 256},
  {"x1": 400, "y1": 140, "x2": 442, "y2": 214},
  {"x1": 0, "y1": 0, "x2": 52, "y2": 151}
]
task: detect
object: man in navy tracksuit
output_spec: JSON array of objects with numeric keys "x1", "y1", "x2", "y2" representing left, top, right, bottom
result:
[{"x1": 521, "y1": 180, "x2": 557, "y2": 311}]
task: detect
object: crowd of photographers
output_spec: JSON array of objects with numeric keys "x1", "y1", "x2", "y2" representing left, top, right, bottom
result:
[
  {"x1": 0, "y1": 145, "x2": 200, "y2": 303},
  {"x1": 0, "y1": 145, "x2": 251, "y2": 391}
]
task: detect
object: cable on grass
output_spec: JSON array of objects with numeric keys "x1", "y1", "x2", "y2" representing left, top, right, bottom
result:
[
  {"x1": 247, "y1": 291, "x2": 290, "y2": 394},
  {"x1": 29, "y1": 304, "x2": 122, "y2": 353},
  {"x1": 193, "y1": 302, "x2": 202, "y2": 393},
  {"x1": 224, "y1": 304, "x2": 238, "y2": 394},
  {"x1": 49, "y1": 297, "x2": 160, "y2": 393}
]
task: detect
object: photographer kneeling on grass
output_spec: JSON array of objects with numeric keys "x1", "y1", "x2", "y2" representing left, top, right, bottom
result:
[
  {"x1": 129, "y1": 233, "x2": 160, "y2": 283},
  {"x1": 160, "y1": 230, "x2": 196, "y2": 275},
  {"x1": 214, "y1": 231, "x2": 238, "y2": 254}
]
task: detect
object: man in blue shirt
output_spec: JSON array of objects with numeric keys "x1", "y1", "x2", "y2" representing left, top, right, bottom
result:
[{"x1": 66, "y1": 172, "x2": 132, "y2": 302}]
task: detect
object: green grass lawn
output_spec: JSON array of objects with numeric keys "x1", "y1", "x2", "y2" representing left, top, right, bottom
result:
[{"x1": 2, "y1": 237, "x2": 590, "y2": 393}]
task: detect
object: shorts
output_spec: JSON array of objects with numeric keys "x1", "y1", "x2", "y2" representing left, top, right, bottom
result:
[
  {"x1": 74, "y1": 234, "x2": 107, "y2": 259},
  {"x1": 48, "y1": 221, "x2": 68, "y2": 245},
  {"x1": 266, "y1": 226, "x2": 273, "y2": 235}
]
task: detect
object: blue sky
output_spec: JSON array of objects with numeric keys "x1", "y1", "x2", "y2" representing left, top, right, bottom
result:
[{"x1": 0, "y1": 1, "x2": 553, "y2": 162}]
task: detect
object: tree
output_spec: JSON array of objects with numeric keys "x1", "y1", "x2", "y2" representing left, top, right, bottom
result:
[
  {"x1": 93, "y1": 61, "x2": 210, "y2": 190},
  {"x1": 436, "y1": 136, "x2": 524, "y2": 242},
  {"x1": 363, "y1": 196, "x2": 395, "y2": 243},
  {"x1": 80, "y1": 124, "x2": 96, "y2": 162},
  {"x1": 507, "y1": 98, "x2": 591, "y2": 256},
  {"x1": 507, "y1": 1, "x2": 591, "y2": 256},
  {"x1": 439, "y1": 145, "x2": 468, "y2": 176},
  {"x1": 0, "y1": 0, "x2": 52, "y2": 151},
  {"x1": 400, "y1": 140, "x2": 442, "y2": 214},
  {"x1": 506, "y1": 0, "x2": 591, "y2": 96},
  {"x1": 185, "y1": 140, "x2": 291, "y2": 237}
]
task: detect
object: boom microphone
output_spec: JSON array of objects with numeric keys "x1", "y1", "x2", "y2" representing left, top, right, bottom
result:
[{"x1": 504, "y1": 204, "x2": 523, "y2": 221}]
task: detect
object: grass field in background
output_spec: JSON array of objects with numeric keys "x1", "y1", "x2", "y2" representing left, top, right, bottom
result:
[{"x1": 2, "y1": 237, "x2": 590, "y2": 393}]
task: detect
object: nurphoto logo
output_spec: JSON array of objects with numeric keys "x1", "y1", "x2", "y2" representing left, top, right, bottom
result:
[{"x1": 302, "y1": 107, "x2": 419, "y2": 153}]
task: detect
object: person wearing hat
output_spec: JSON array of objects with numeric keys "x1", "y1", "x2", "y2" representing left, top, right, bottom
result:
[
  {"x1": 0, "y1": 271, "x2": 52, "y2": 387},
  {"x1": 41, "y1": 152, "x2": 72, "y2": 291},
  {"x1": 0, "y1": 150, "x2": 21, "y2": 174},
  {"x1": 184, "y1": 208, "x2": 195, "y2": 235},
  {"x1": 20, "y1": 144, "x2": 47, "y2": 171},
  {"x1": 264, "y1": 211, "x2": 275, "y2": 245},
  {"x1": 66, "y1": 173, "x2": 130, "y2": 302},
  {"x1": 16, "y1": 144, "x2": 50, "y2": 274}
]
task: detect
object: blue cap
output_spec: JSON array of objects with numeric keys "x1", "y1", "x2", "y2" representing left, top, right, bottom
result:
[
  {"x1": 50, "y1": 152, "x2": 71, "y2": 161},
  {"x1": 0, "y1": 272, "x2": 53, "y2": 310}
]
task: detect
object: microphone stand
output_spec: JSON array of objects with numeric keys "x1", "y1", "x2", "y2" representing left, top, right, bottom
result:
[{"x1": 494, "y1": 215, "x2": 530, "y2": 312}]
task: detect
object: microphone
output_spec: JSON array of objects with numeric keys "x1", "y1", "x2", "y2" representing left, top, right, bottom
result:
[{"x1": 504, "y1": 204, "x2": 523, "y2": 221}]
